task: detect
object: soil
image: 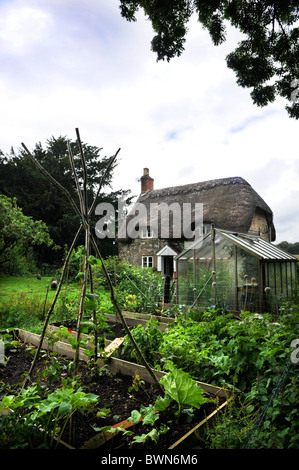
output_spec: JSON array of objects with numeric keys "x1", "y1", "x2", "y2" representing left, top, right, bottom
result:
[{"x1": 0, "y1": 331, "x2": 221, "y2": 450}]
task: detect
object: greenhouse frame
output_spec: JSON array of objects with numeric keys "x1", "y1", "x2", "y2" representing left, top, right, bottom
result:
[{"x1": 175, "y1": 228, "x2": 298, "y2": 313}]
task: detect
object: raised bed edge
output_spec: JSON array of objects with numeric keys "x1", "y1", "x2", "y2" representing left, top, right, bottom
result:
[
  {"x1": 169, "y1": 398, "x2": 231, "y2": 449},
  {"x1": 16, "y1": 328, "x2": 90, "y2": 362},
  {"x1": 103, "y1": 313, "x2": 170, "y2": 330},
  {"x1": 120, "y1": 311, "x2": 176, "y2": 323},
  {"x1": 15, "y1": 328, "x2": 230, "y2": 399}
]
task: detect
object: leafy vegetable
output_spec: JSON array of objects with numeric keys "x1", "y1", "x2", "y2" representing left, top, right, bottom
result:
[{"x1": 160, "y1": 363, "x2": 208, "y2": 420}]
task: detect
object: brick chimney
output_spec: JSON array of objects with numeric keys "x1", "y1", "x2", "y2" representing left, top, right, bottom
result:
[{"x1": 141, "y1": 168, "x2": 154, "y2": 193}]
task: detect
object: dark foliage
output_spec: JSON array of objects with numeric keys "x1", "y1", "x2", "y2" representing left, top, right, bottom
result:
[
  {"x1": 0, "y1": 137, "x2": 132, "y2": 265},
  {"x1": 119, "y1": 0, "x2": 299, "y2": 118}
]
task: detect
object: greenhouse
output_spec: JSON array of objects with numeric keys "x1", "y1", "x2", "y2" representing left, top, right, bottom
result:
[{"x1": 176, "y1": 228, "x2": 297, "y2": 313}]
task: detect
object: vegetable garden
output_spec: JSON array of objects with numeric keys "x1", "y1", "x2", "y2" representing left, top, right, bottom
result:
[
  {"x1": 0, "y1": 129, "x2": 298, "y2": 450},
  {"x1": 0, "y1": 257, "x2": 298, "y2": 449}
]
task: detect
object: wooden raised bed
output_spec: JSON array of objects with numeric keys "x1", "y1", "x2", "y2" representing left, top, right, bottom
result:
[
  {"x1": 50, "y1": 310, "x2": 173, "y2": 335},
  {"x1": 16, "y1": 327, "x2": 228, "y2": 397},
  {"x1": 16, "y1": 328, "x2": 91, "y2": 362},
  {"x1": 120, "y1": 311, "x2": 176, "y2": 324},
  {"x1": 103, "y1": 311, "x2": 174, "y2": 331},
  {"x1": 15, "y1": 327, "x2": 230, "y2": 449}
]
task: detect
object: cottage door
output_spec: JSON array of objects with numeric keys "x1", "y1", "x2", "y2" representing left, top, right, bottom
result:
[{"x1": 163, "y1": 256, "x2": 174, "y2": 278}]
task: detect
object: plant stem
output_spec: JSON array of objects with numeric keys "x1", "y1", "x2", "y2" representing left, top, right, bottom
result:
[
  {"x1": 89, "y1": 264, "x2": 98, "y2": 372},
  {"x1": 74, "y1": 224, "x2": 90, "y2": 376}
]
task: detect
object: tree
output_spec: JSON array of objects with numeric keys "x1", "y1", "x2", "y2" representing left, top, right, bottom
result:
[
  {"x1": 119, "y1": 0, "x2": 299, "y2": 118},
  {"x1": 0, "y1": 194, "x2": 53, "y2": 274},
  {"x1": 277, "y1": 240, "x2": 299, "y2": 254},
  {"x1": 0, "y1": 137, "x2": 132, "y2": 264}
]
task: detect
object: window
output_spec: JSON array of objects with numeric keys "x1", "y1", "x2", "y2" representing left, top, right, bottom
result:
[
  {"x1": 142, "y1": 256, "x2": 153, "y2": 268},
  {"x1": 141, "y1": 226, "x2": 153, "y2": 238}
]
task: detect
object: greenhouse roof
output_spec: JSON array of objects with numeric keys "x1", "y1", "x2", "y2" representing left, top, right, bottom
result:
[
  {"x1": 218, "y1": 230, "x2": 297, "y2": 261},
  {"x1": 176, "y1": 229, "x2": 297, "y2": 261}
]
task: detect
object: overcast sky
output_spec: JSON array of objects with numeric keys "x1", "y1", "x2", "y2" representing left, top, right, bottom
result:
[{"x1": 1, "y1": 0, "x2": 298, "y2": 243}]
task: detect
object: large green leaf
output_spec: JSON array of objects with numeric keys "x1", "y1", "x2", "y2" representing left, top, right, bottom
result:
[
  {"x1": 59, "y1": 401, "x2": 72, "y2": 416},
  {"x1": 160, "y1": 366, "x2": 208, "y2": 410}
]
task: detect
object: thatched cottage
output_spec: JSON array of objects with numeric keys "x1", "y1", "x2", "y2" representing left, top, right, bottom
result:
[{"x1": 117, "y1": 168, "x2": 276, "y2": 279}]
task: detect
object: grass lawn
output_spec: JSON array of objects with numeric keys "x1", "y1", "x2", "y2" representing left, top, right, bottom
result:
[
  {"x1": 0, "y1": 276, "x2": 81, "y2": 300},
  {"x1": 0, "y1": 275, "x2": 55, "y2": 297},
  {"x1": 0, "y1": 276, "x2": 83, "y2": 333},
  {"x1": 0, "y1": 274, "x2": 116, "y2": 334}
]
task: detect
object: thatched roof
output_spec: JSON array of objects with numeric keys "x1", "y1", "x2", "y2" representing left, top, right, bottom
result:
[{"x1": 119, "y1": 176, "x2": 276, "y2": 241}]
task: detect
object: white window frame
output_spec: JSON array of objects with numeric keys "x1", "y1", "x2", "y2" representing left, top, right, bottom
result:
[
  {"x1": 142, "y1": 256, "x2": 153, "y2": 268},
  {"x1": 141, "y1": 226, "x2": 154, "y2": 238}
]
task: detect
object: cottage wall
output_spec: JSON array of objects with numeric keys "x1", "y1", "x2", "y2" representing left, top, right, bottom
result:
[
  {"x1": 249, "y1": 208, "x2": 271, "y2": 241},
  {"x1": 118, "y1": 238, "x2": 184, "y2": 269}
]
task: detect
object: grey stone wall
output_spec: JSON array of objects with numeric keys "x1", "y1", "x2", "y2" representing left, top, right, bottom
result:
[{"x1": 118, "y1": 237, "x2": 184, "y2": 268}]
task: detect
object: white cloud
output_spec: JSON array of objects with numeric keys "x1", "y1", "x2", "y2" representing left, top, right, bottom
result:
[
  {"x1": 0, "y1": 0, "x2": 298, "y2": 244},
  {"x1": 0, "y1": 4, "x2": 52, "y2": 55}
]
